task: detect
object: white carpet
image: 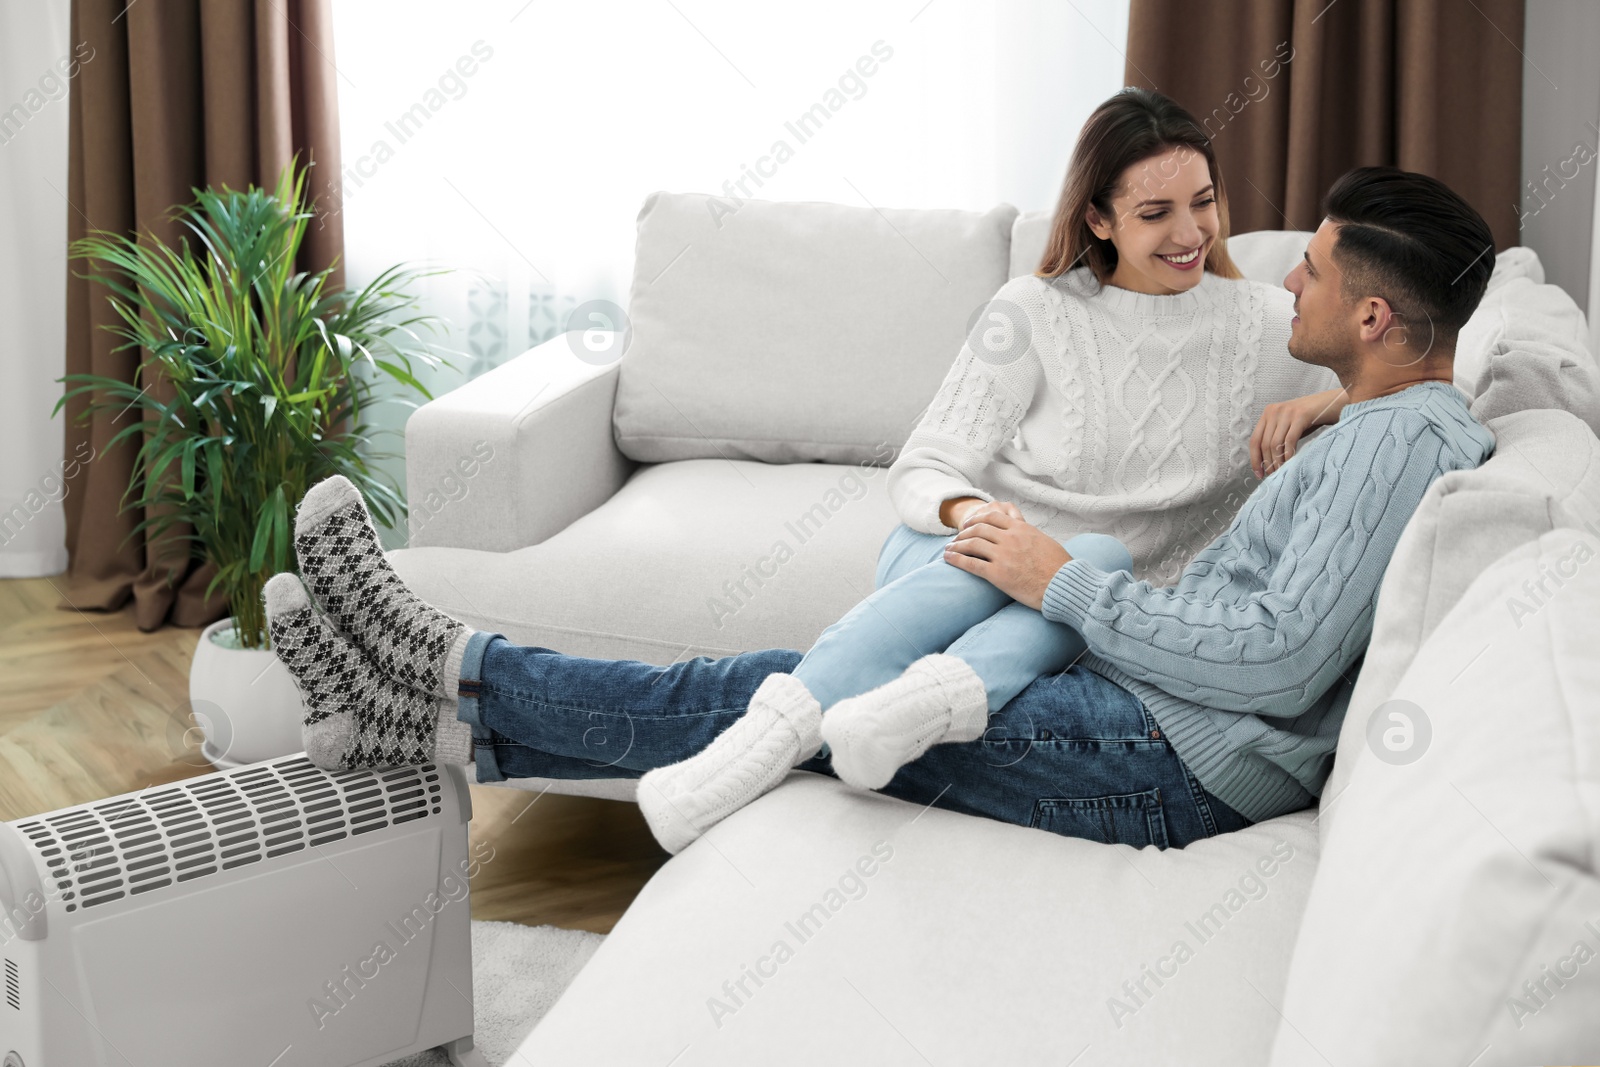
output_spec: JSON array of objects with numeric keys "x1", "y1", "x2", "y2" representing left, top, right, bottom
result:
[{"x1": 382, "y1": 920, "x2": 605, "y2": 1066}]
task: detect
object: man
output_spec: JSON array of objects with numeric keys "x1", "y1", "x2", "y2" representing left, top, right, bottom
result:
[{"x1": 265, "y1": 166, "x2": 1495, "y2": 854}]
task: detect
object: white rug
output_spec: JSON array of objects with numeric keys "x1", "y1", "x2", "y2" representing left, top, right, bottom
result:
[{"x1": 382, "y1": 920, "x2": 605, "y2": 1066}]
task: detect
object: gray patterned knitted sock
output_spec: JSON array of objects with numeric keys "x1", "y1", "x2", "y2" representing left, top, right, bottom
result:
[
  {"x1": 293, "y1": 475, "x2": 469, "y2": 698},
  {"x1": 265, "y1": 573, "x2": 473, "y2": 769}
]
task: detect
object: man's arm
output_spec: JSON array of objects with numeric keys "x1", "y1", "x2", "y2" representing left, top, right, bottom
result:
[{"x1": 1041, "y1": 409, "x2": 1453, "y2": 718}]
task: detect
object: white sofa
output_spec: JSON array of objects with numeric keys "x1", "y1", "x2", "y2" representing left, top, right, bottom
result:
[{"x1": 395, "y1": 194, "x2": 1600, "y2": 1065}]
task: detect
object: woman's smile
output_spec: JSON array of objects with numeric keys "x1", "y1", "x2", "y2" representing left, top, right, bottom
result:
[{"x1": 1156, "y1": 244, "x2": 1204, "y2": 271}]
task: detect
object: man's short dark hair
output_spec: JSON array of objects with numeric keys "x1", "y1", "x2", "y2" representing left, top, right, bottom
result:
[{"x1": 1320, "y1": 166, "x2": 1495, "y2": 341}]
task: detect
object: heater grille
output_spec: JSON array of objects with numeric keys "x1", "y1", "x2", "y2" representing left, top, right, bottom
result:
[
  {"x1": 4, "y1": 957, "x2": 16, "y2": 1011},
  {"x1": 12, "y1": 756, "x2": 444, "y2": 912}
]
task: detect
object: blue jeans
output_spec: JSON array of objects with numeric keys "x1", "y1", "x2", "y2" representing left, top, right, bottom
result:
[{"x1": 456, "y1": 525, "x2": 1253, "y2": 849}]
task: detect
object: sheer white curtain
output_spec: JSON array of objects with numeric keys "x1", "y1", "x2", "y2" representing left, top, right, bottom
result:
[
  {"x1": 0, "y1": 0, "x2": 72, "y2": 578},
  {"x1": 331, "y1": 0, "x2": 1130, "y2": 544}
]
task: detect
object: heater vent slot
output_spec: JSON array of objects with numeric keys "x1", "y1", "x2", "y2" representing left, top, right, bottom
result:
[
  {"x1": 4, "y1": 957, "x2": 17, "y2": 1010},
  {"x1": 13, "y1": 757, "x2": 444, "y2": 912}
]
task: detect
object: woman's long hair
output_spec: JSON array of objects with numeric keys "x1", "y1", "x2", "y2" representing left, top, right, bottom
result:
[{"x1": 1037, "y1": 87, "x2": 1241, "y2": 284}]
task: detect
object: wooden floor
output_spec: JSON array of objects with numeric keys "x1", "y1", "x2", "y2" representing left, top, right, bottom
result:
[{"x1": 0, "y1": 575, "x2": 670, "y2": 934}]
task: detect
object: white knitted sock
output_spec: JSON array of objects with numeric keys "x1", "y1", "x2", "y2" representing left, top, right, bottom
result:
[
  {"x1": 819, "y1": 653, "x2": 990, "y2": 791},
  {"x1": 637, "y1": 672, "x2": 822, "y2": 855}
]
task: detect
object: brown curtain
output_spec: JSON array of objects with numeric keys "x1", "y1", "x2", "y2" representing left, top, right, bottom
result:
[
  {"x1": 1125, "y1": 0, "x2": 1524, "y2": 250},
  {"x1": 62, "y1": 0, "x2": 343, "y2": 631}
]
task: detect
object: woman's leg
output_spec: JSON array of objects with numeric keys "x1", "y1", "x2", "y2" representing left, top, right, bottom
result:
[
  {"x1": 872, "y1": 522, "x2": 947, "y2": 590},
  {"x1": 790, "y1": 523, "x2": 1009, "y2": 710},
  {"x1": 816, "y1": 525, "x2": 1132, "y2": 710},
  {"x1": 813, "y1": 528, "x2": 1137, "y2": 788},
  {"x1": 944, "y1": 530, "x2": 1134, "y2": 711}
]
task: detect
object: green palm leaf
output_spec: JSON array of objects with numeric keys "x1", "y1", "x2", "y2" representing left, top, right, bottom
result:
[{"x1": 55, "y1": 154, "x2": 455, "y2": 649}]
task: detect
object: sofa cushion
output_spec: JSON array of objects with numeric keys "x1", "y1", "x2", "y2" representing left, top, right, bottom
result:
[
  {"x1": 1218, "y1": 228, "x2": 1315, "y2": 287},
  {"x1": 1008, "y1": 208, "x2": 1053, "y2": 279},
  {"x1": 389, "y1": 457, "x2": 902, "y2": 663},
  {"x1": 1268, "y1": 529, "x2": 1600, "y2": 1066},
  {"x1": 1318, "y1": 408, "x2": 1600, "y2": 835},
  {"x1": 517, "y1": 772, "x2": 1323, "y2": 1066},
  {"x1": 1455, "y1": 275, "x2": 1600, "y2": 435},
  {"x1": 615, "y1": 192, "x2": 1017, "y2": 465},
  {"x1": 1484, "y1": 244, "x2": 1545, "y2": 289}
]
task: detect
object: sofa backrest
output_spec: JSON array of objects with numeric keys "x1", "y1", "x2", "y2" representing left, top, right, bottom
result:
[
  {"x1": 1318, "y1": 406, "x2": 1600, "y2": 839},
  {"x1": 1268, "y1": 526, "x2": 1600, "y2": 1065},
  {"x1": 617, "y1": 194, "x2": 1598, "y2": 471},
  {"x1": 614, "y1": 192, "x2": 1017, "y2": 465}
]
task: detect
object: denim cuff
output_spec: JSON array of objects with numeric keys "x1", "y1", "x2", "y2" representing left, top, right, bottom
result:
[{"x1": 455, "y1": 630, "x2": 506, "y2": 783}]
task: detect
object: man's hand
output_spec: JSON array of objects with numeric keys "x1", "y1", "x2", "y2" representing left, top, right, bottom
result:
[
  {"x1": 1250, "y1": 387, "x2": 1348, "y2": 478},
  {"x1": 943, "y1": 510, "x2": 1070, "y2": 611}
]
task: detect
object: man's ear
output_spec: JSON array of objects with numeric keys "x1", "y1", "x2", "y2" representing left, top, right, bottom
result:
[
  {"x1": 1357, "y1": 296, "x2": 1394, "y2": 345},
  {"x1": 1372, "y1": 298, "x2": 1435, "y2": 366}
]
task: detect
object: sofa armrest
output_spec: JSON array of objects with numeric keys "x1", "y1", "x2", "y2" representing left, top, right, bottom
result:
[{"x1": 404, "y1": 332, "x2": 636, "y2": 551}]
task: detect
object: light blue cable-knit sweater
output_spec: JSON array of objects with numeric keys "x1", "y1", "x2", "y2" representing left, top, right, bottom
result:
[{"x1": 1040, "y1": 380, "x2": 1495, "y2": 823}]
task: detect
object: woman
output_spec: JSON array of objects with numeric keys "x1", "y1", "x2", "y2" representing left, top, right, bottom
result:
[{"x1": 266, "y1": 88, "x2": 1345, "y2": 855}]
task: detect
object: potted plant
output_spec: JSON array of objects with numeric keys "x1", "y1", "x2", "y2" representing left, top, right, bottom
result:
[{"x1": 56, "y1": 159, "x2": 452, "y2": 767}]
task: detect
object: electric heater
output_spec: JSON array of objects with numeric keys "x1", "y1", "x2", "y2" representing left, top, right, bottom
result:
[{"x1": 0, "y1": 754, "x2": 488, "y2": 1066}]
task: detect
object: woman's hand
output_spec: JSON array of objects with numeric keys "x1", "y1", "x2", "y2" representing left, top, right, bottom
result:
[
  {"x1": 1249, "y1": 388, "x2": 1349, "y2": 478},
  {"x1": 957, "y1": 499, "x2": 1024, "y2": 532},
  {"x1": 939, "y1": 496, "x2": 1021, "y2": 531}
]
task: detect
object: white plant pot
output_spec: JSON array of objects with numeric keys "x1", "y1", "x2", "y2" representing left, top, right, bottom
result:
[{"x1": 186, "y1": 617, "x2": 306, "y2": 769}]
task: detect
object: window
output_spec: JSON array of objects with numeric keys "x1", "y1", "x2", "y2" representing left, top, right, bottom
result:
[{"x1": 331, "y1": 0, "x2": 1129, "y2": 542}]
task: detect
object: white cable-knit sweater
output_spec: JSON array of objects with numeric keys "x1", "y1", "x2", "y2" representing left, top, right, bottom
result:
[{"x1": 887, "y1": 267, "x2": 1340, "y2": 588}]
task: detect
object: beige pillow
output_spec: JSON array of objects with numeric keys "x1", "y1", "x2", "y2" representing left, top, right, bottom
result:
[
  {"x1": 615, "y1": 192, "x2": 1017, "y2": 465},
  {"x1": 1317, "y1": 408, "x2": 1600, "y2": 833},
  {"x1": 1268, "y1": 528, "x2": 1600, "y2": 1066}
]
